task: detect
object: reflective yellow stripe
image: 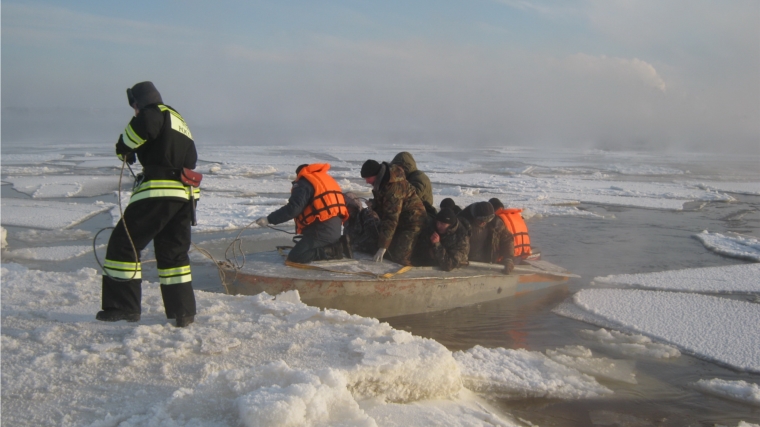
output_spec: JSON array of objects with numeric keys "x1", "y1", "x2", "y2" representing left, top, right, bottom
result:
[
  {"x1": 158, "y1": 105, "x2": 193, "y2": 140},
  {"x1": 103, "y1": 259, "x2": 142, "y2": 279},
  {"x1": 122, "y1": 124, "x2": 146, "y2": 149},
  {"x1": 128, "y1": 180, "x2": 200, "y2": 204},
  {"x1": 159, "y1": 265, "x2": 192, "y2": 285}
]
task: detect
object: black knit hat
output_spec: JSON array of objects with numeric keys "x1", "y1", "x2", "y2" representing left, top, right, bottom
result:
[
  {"x1": 488, "y1": 198, "x2": 504, "y2": 210},
  {"x1": 128, "y1": 81, "x2": 163, "y2": 109},
  {"x1": 361, "y1": 160, "x2": 382, "y2": 178},
  {"x1": 440, "y1": 198, "x2": 457, "y2": 209},
  {"x1": 471, "y1": 201, "x2": 494, "y2": 222},
  {"x1": 436, "y1": 208, "x2": 458, "y2": 226}
]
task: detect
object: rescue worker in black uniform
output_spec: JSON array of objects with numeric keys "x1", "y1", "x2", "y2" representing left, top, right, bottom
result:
[{"x1": 96, "y1": 81, "x2": 200, "y2": 327}]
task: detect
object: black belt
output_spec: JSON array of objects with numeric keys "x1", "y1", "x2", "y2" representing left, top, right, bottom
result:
[{"x1": 142, "y1": 166, "x2": 181, "y2": 180}]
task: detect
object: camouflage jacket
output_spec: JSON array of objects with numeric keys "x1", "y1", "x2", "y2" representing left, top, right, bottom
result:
[
  {"x1": 391, "y1": 151, "x2": 434, "y2": 207},
  {"x1": 372, "y1": 163, "x2": 427, "y2": 249},
  {"x1": 458, "y1": 203, "x2": 514, "y2": 265},
  {"x1": 343, "y1": 207, "x2": 380, "y2": 254},
  {"x1": 415, "y1": 220, "x2": 470, "y2": 271}
]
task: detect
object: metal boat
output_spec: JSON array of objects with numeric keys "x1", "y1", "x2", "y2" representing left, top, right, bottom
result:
[{"x1": 223, "y1": 250, "x2": 576, "y2": 319}]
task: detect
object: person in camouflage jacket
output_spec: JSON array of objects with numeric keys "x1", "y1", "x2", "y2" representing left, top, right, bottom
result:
[
  {"x1": 361, "y1": 160, "x2": 427, "y2": 266},
  {"x1": 458, "y1": 201, "x2": 515, "y2": 273},
  {"x1": 390, "y1": 151, "x2": 435, "y2": 216},
  {"x1": 413, "y1": 208, "x2": 469, "y2": 271}
]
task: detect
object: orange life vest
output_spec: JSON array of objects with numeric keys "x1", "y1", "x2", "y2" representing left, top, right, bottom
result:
[
  {"x1": 495, "y1": 208, "x2": 532, "y2": 257},
  {"x1": 294, "y1": 164, "x2": 349, "y2": 234}
]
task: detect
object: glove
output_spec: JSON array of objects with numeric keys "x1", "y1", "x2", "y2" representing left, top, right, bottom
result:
[
  {"x1": 373, "y1": 248, "x2": 386, "y2": 263},
  {"x1": 255, "y1": 217, "x2": 269, "y2": 227},
  {"x1": 503, "y1": 259, "x2": 515, "y2": 275},
  {"x1": 117, "y1": 152, "x2": 136, "y2": 165}
]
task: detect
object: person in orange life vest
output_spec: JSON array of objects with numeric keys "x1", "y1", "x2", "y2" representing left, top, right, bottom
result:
[
  {"x1": 255, "y1": 164, "x2": 350, "y2": 263},
  {"x1": 458, "y1": 201, "x2": 515, "y2": 274},
  {"x1": 489, "y1": 198, "x2": 532, "y2": 259}
]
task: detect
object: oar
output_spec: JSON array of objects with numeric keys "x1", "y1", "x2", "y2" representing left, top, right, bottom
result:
[{"x1": 466, "y1": 261, "x2": 581, "y2": 279}]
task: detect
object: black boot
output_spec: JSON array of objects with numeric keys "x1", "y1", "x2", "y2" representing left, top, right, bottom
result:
[
  {"x1": 340, "y1": 234, "x2": 353, "y2": 259},
  {"x1": 96, "y1": 310, "x2": 140, "y2": 322},
  {"x1": 175, "y1": 315, "x2": 195, "y2": 327},
  {"x1": 317, "y1": 243, "x2": 344, "y2": 261}
]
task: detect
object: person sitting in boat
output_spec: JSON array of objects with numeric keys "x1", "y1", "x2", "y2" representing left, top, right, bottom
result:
[
  {"x1": 489, "y1": 198, "x2": 532, "y2": 260},
  {"x1": 458, "y1": 201, "x2": 515, "y2": 274},
  {"x1": 342, "y1": 192, "x2": 380, "y2": 255},
  {"x1": 440, "y1": 197, "x2": 462, "y2": 215},
  {"x1": 413, "y1": 208, "x2": 470, "y2": 271},
  {"x1": 255, "y1": 163, "x2": 351, "y2": 263},
  {"x1": 390, "y1": 151, "x2": 437, "y2": 217},
  {"x1": 360, "y1": 159, "x2": 427, "y2": 266}
]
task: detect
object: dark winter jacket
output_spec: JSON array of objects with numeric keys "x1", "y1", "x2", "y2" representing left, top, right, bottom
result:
[
  {"x1": 117, "y1": 82, "x2": 196, "y2": 174},
  {"x1": 391, "y1": 152, "x2": 434, "y2": 208},
  {"x1": 268, "y1": 178, "x2": 341, "y2": 242},
  {"x1": 116, "y1": 82, "x2": 198, "y2": 204},
  {"x1": 371, "y1": 163, "x2": 427, "y2": 249},
  {"x1": 343, "y1": 207, "x2": 381, "y2": 254},
  {"x1": 458, "y1": 203, "x2": 514, "y2": 266},
  {"x1": 414, "y1": 220, "x2": 470, "y2": 271}
]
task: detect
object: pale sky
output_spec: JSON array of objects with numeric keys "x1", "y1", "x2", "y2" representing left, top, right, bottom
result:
[{"x1": 2, "y1": 0, "x2": 759, "y2": 153}]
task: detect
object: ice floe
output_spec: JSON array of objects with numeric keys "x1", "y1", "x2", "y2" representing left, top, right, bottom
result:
[
  {"x1": 555, "y1": 289, "x2": 760, "y2": 372},
  {"x1": 693, "y1": 231, "x2": 760, "y2": 262},
  {"x1": 1, "y1": 199, "x2": 112, "y2": 230},
  {"x1": 452, "y1": 346, "x2": 612, "y2": 399},
  {"x1": 4, "y1": 175, "x2": 120, "y2": 198},
  {"x1": 692, "y1": 378, "x2": 760, "y2": 407},
  {"x1": 594, "y1": 263, "x2": 760, "y2": 293}
]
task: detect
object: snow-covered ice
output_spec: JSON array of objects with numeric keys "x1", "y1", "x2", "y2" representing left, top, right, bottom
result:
[
  {"x1": 4, "y1": 175, "x2": 120, "y2": 198},
  {"x1": 3, "y1": 145, "x2": 760, "y2": 424},
  {"x1": 3, "y1": 244, "x2": 103, "y2": 261},
  {"x1": 694, "y1": 231, "x2": 760, "y2": 262},
  {"x1": 692, "y1": 378, "x2": 760, "y2": 407},
  {"x1": 452, "y1": 346, "x2": 612, "y2": 399},
  {"x1": 2, "y1": 262, "x2": 642, "y2": 426},
  {"x1": 593, "y1": 263, "x2": 760, "y2": 293},
  {"x1": 1, "y1": 199, "x2": 113, "y2": 230},
  {"x1": 555, "y1": 289, "x2": 760, "y2": 372},
  {"x1": 577, "y1": 328, "x2": 681, "y2": 359}
]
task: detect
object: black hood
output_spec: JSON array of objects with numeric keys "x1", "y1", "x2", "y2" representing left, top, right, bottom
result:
[{"x1": 128, "y1": 81, "x2": 163, "y2": 109}]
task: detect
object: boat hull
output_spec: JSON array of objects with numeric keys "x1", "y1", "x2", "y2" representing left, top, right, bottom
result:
[{"x1": 224, "y1": 252, "x2": 569, "y2": 318}]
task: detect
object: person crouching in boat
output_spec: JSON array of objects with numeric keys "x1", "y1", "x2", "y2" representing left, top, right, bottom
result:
[
  {"x1": 458, "y1": 201, "x2": 515, "y2": 274},
  {"x1": 412, "y1": 208, "x2": 470, "y2": 271},
  {"x1": 360, "y1": 159, "x2": 427, "y2": 266},
  {"x1": 342, "y1": 192, "x2": 381, "y2": 255},
  {"x1": 440, "y1": 197, "x2": 462, "y2": 215},
  {"x1": 390, "y1": 151, "x2": 437, "y2": 218},
  {"x1": 489, "y1": 198, "x2": 532, "y2": 261},
  {"x1": 255, "y1": 164, "x2": 351, "y2": 263}
]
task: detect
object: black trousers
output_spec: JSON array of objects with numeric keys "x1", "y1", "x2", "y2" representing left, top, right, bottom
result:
[
  {"x1": 286, "y1": 216, "x2": 342, "y2": 263},
  {"x1": 101, "y1": 198, "x2": 196, "y2": 318}
]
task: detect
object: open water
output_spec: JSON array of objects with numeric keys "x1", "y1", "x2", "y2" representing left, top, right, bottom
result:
[{"x1": 2, "y1": 143, "x2": 759, "y2": 426}]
